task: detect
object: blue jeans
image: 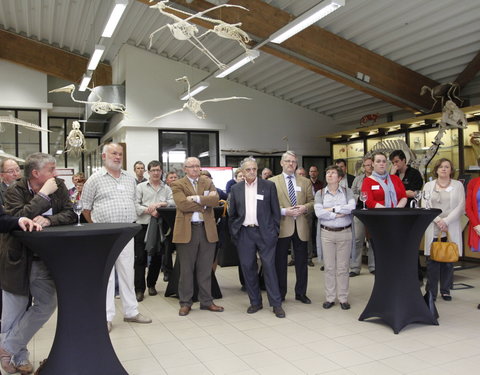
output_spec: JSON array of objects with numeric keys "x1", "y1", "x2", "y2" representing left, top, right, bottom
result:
[{"x1": 1, "y1": 261, "x2": 56, "y2": 365}]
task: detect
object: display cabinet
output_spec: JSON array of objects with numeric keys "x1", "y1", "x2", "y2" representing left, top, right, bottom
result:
[{"x1": 332, "y1": 140, "x2": 364, "y2": 175}]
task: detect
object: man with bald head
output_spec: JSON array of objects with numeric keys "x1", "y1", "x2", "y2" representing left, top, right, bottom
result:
[
  {"x1": 171, "y1": 157, "x2": 224, "y2": 316},
  {"x1": 0, "y1": 159, "x2": 21, "y2": 207}
]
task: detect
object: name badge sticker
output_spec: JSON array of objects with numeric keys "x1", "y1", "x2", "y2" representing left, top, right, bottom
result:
[
  {"x1": 117, "y1": 184, "x2": 125, "y2": 191},
  {"x1": 372, "y1": 185, "x2": 380, "y2": 190},
  {"x1": 295, "y1": 186, "x2": 302, "y2": 192},
  {"x1": 204, "y1": 191, "x2": 210, "y2": 196},
  {"x1": 445, "y1": 186, "x2": 453, "y2": 192},
  {"x1": 256, "y1": 194, "x2": 264, "y2": 200}
]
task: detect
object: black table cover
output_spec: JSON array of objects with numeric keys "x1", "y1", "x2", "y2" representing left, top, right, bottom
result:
[
  {"x1": 156, "y1": 207, "x2": 223, "y2": 299},
  {"x1": 13, "y1": 223, "x2": 141, "y2": 375},
  {"x1": 353, "y1": 208, "x2": 440, "y2": 334}
]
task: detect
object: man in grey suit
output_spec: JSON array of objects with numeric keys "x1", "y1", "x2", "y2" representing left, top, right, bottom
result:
[{"x1": 228, "y1": 157, "x2": 285, "y2": 318}]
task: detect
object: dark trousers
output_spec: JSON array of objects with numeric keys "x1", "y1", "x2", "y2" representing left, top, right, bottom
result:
[
  {"x1": 162, "y1": 233, "x2": 174, "y2": 276},
  {"x1": 176, "y1": 224, "x2": 216, "y2": 307},
  {"x1": 134, "y1": 224, "x2": 162, "y2": 292},
  {"x1": 275, "y1": 226, "x2": 308, "y2": 298},
  {"x1": 237, "y1": 226, "x2": 281, "y2": 307},
  {"x1": 426, "y1": 258, "x2": 453, "y2": 299}
]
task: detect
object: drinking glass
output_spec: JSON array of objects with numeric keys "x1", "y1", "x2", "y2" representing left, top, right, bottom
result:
[
  {"x1": 422, "y1": 190, "x2": 431, "y2": 209},
  {"x1": 73, "y1": 201, "x2": 83, "y2": 226},
  {"x1": 360, "y1": 191, "x2": 368, "y2": 210}
]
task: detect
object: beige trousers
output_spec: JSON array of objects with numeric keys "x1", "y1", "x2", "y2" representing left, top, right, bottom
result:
[{"x1": 321, "y1": 227, "x2": 352, "y2": 303}]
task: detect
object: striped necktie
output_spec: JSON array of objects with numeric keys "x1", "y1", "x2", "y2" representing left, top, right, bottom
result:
[
  {"x1": 192, "y1": 179, "x2": 203, "y2": 220},
  {"x1": 287, "y1": 176, "x2": 297, "y2": 206}
]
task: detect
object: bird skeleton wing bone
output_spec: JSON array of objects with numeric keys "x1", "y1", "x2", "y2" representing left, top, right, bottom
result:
[{"x1": 0, "y1": 115, "x2": 51, "y2": 133}]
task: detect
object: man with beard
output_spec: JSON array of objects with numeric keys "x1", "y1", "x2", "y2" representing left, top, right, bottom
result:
[{"x1": 82, "y1": 143, "x2": 152, "y2": 332}]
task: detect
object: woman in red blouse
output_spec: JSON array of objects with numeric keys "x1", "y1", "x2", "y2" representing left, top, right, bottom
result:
[{"x1": 361, "y1": 152, "x2": 407, "y2": 208}]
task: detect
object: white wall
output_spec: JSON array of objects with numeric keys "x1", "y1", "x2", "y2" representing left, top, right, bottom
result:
[
  {"x1": 0, "y1": 59, "x2": 52, "y2": 149},
  {"x1": 110, "y1": 45, "x2": 340, "y2": 169}
]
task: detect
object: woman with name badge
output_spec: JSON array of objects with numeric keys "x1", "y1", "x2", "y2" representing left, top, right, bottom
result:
[
  {"x1": 422, "y1": 158, "x2": 464, "y2": 301},
  {"x1": 361, "y1": 151, "x2": 407, "y2": 208}
]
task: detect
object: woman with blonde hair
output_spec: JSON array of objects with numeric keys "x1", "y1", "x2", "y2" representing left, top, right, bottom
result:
[{"x1": 421, "y1": 158, "x2": 465, "y2": 301}]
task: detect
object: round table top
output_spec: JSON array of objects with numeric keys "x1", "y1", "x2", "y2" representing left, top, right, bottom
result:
[
  {"x1": 13, "y1": 223, "x2": 141, "y2": 239},
  {"x1": 353, "y1": 208, "x2": 441, "y2": 217}
]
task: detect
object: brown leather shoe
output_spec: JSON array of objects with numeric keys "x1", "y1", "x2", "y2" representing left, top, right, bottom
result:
[
  {"x1": 200, "y1": 304, "x2": 224, "y2": 312},
  {"x1": 179, "y1": 306, "x2": 191, "y2": 316},
  {"x1": 0, "y1": 346, "x2": 16, "y2": 374}
]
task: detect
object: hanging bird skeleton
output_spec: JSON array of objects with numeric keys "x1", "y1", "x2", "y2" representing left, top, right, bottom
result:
[
  {"x1": 49, "y1": 84, "x2": 127, "y2": 115},
  {"x1": 148, "y1": 76, "x2": 251, "y2": 121},
  {"x1": 357, "y1": 101, "x2": 468, "y2": 177},
  {"x1": 420, "y1": 82, "x2": 463, "y2": 113},
  {"x1": 148, "y1": 1, "x2": 250, "y2": 70},
  {"x1": 0, "y1": 115, "x2": 51, "y2": 133},
  {"x1": 65, "y1": 121, "x2": 86, "y2": 156}
]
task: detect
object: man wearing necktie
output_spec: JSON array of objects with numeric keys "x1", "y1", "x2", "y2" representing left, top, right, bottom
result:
[
  {"x1": 270, "y1": 151, "x2": 314, "y2": 304},
  {"x1": 171, "y1": 157, "x2": 224, "y2": 316}
]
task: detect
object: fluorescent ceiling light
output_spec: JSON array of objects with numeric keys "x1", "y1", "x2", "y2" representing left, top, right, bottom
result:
[
  {"x1": 87, "y1": 45, "x2": 105, "y2": 70},
  {"x1": 270, "y1": 0, "x2": 345, "y2": 44},
  {"x1": 180, "y1": 81, "x2": 210, "y2": 100},
  {"x1": 102, "y1": 0, "x2": 128, "y2": 38},
  {"x1": 215, "y1": 50, "x2": 260, "y2": 78},
  {"x1": 79, "y1": 71, "x2": 93, "y2": 92}
]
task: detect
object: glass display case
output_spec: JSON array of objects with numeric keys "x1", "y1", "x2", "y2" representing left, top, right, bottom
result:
[
  {"x1": 332, "y1": 140, "x2": 364, "y2": 176},
  {"x1": 464, "y1": 122, "x2": 480, "y2": 171},
  {"x1": 409, "y1": 128, "x2": 459, "y2": 180}
]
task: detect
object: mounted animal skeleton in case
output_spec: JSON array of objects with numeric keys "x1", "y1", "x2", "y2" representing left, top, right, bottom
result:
[
  {"x1": 149, "y1": 76, "x2": 251, "y2": 121},
  {"x1": 148, "y1": 1, "x2": 250, "y2": 70},
  {"x1": 358, "y1": 101, "x2": 467, "y2": 177}
]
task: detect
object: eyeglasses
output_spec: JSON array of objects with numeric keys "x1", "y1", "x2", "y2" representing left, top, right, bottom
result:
[
  {"x1": 185, "y1": 165, "x2": 200, "y2": 169},
  {"x1": 2, "y1": 168, "x2": 21, "y2": 175},
  {"x1": 283, "y1": 160, "x2": 297, "y2": 164}
]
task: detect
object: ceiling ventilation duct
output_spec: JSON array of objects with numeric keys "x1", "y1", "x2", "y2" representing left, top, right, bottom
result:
[{"x1": 85, "y1": 85, "x2": 125, "y2": 122}]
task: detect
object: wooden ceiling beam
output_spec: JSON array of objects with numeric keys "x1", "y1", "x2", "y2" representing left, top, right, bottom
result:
[
  {"x1": 455, "y1": 49, "x2": 480, "y2": 88},
  {"x1": 144, "y1": 0, "x2": 439, "y2": 113},
  {"x1": 0, "y1": 29, "x2": 111, "y2": 86}
]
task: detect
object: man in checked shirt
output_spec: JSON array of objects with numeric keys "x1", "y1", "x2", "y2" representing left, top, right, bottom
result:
[{"x1": 81, "y1": 143, "x2": 152, "y2": 332}]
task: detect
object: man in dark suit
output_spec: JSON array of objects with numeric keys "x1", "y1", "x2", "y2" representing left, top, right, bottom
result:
[
  {"x1": 335, "y1": 159, "x2": 355, "y2": 188},
  {"x1": 171, "y1": 157, "x2": 224, "y2": 316},
  {"x1": 0, "y1": 159, "x2": 22, "y2": 207},
  {"x1": 228, "y1": 157, "x2": 285, "y2": 318}
]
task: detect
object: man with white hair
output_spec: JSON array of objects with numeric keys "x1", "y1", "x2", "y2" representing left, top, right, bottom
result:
[{"x1": 82, "y1": 143, "x2": 152, "y2": 332}]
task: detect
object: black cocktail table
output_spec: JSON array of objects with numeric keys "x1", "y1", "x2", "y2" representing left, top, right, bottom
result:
[
  {"x1": 353, "y1": 208, "x2": 440, "y2": 333},
  {"x1": 13, "y1": 223, "x2": 141, "y2": 375}
]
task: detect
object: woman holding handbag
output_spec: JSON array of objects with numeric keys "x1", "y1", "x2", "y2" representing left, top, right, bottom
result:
[{"x1": 422, "y1": 158, "x2": 465, "y2": 301}]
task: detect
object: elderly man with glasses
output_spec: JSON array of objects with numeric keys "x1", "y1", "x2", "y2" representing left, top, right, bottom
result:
[{"x1": 0, "y1": 159, "x2": 22, "y2": 207}]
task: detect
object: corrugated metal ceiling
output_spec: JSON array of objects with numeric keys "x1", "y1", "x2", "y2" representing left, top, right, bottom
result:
[{"x1": 0, "y1": 0, "x2": 479, "y2": 128}]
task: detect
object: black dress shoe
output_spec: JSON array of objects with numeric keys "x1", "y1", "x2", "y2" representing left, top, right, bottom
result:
[
  {"x1": 295, "y1": 295, "x2": 312, "y2": 304},
  {"x1": 163, "y1": 273, "x2": 169, "y2": 282},
  {"x1": 247, "y1": 304, "x2": 263, "y2": 314},
  {"x1": 320, "y1": 266, "x2": 324, "y2": 271},
  {"x1": 308, "y1": 260, "x2": 315, "y2": 267},
  {"x1": 340, "y1": 302, "x2": 351, "y2": 310},
  {"x1": 288, "y1": 260, "x2": 295, "y2": 266},
  {"x1": 323, "y1": 301, "x2": 335, "y2": 309},
  {"x1": 349, "y1": 272, "x2": 359, "y2": 277},
  {"x1": 370, "y1": 270, "x2": 376, "y2": 275},
  {"x1": 441, "y1": 294, "x2": 452, "y2": 301},
  {"x1": 477, "y1": 303, "x2": 480, "y2": 310},
  {"x1": 135, "y1": 291, "x2": 144, "y2": 302},
  {"x1": 273, "y1": 306, "x2": 286, "y2": 318},
  {"x1": 148, "y1": 287, "x2": 157, "y2": 296}
]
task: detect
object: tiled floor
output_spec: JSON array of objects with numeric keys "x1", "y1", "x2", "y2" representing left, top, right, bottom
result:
[{"x1": 30, "y1": 261, "x2": 480, "y2": 374}]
